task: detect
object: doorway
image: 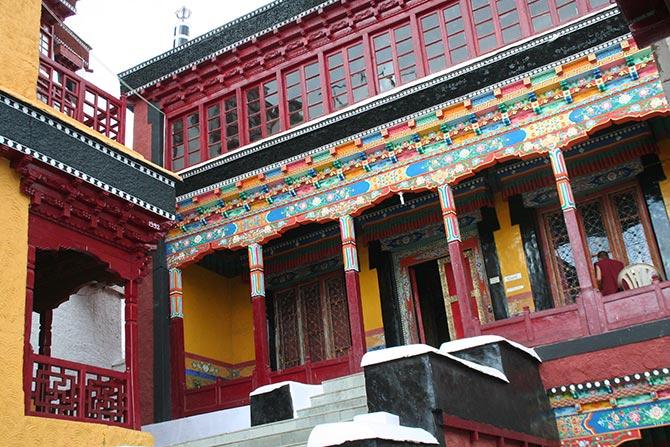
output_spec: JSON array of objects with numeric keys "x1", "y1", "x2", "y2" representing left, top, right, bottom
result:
[{"x1": 411, "y1": 260, "x2": 449, "y2": 347}]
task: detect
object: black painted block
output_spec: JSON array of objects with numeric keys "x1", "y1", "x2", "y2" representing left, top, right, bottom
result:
[
  {"x1": 364, "y1": 345, "x2": 559, "y2": 447},
  {"x1": 250, "y1": 384, "x2": 293, "y2": 426}
]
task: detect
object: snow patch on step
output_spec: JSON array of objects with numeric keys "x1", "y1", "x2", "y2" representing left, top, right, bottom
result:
[
  {"x1": 439, "y1": 335, "x2": 542, "y2": 362},
  {"x1": 142, "y1": 405, "x2": 250, "y2": 447},
  {"x1": 307, "y1": 412, "x2": 439, "y2": 446},
  {"x1": 361, "y1": 344, "x2": 509, "y2": 382},
  {"x1": 251, "y1": 381, "x2": 324, "y2": 417}
]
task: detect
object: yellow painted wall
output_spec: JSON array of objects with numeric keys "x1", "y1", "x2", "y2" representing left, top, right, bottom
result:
[
  {"x1": 0, "y1": 159, "x2": 152, "y2": 446},
  {"x1": 0, "y1": 0, "x2": 40, "y2": 99},
  {"x1": 182, "y1": 265, "x2": 254, "y2": 364},
  {"x1": 493, "y1": 193, "x2": 535, "y2": 315},
  {"x1": 657, "y1": 139, "x2": 670, "y2": 216},
  {"x1": 358, "y1": 243, "x2": 384, "y2": 333}
]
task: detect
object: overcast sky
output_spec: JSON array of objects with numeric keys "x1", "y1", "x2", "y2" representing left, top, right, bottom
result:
[{"x1": 66, "y1": 0, "x2": 275, "y2": 95}]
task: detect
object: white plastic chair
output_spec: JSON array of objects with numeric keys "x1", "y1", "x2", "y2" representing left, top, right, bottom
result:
[{"x1": 617, "y1": 263, "x2": 661, "y2": 290}]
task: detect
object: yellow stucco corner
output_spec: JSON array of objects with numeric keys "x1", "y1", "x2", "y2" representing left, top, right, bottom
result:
[{"x1": 0, "y1": 0, "x2": 40, "y2": 99}]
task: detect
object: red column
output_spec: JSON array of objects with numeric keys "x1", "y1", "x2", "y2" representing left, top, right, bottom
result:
[
  {"x1": 548, "y1": 148, "x2": 602, "y2": 333},
  {"x1": 248, "y1": 243, "x2": 270, "y2": 387},
  {"x1": 168, "y1": 268, "x2": 186, "y2": 419},
  {"x1": 37, "y1": 309, "x2": 53, "y2": 356},
  {"x1": 339, "y1": 215, "x2": 367, "y2": 370},
  {"x1": 125, "y1": 279, "x2": 141, "y2": 429},
  {"x1": 438, "y1": 184, "x2": 480, "y2": 338}
]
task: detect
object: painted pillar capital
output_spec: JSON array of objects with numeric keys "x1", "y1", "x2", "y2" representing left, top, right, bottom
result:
[
  {"x1": 339, "y1": 215, "x2": 360, "y2": 272},
  {"x1": 437, "y1": 183, "x2": 461, "y2": 242},
  {"x1": 248, "y1": 243, "x2": 266, "y2": 298},
  {"x1": 548, "y1": 148, "x2": 576, "y2": 210},
  {"x1": 169, "y1": 268, "x2": 183, "y2": 319}
]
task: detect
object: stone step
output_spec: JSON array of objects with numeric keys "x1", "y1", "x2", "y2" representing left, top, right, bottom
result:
[
  {"x1": 321, "y1": 372, "x2": 365, "y2": 393},
  {"x1": 297, "y1": 395, "x2": 368, "y2": 418},
  {"x1": 177, "y1": 404, "x2": 369, "y2": 447},
  {"x1": 309, "y1": 383, "x2": 366, "y2": 407}
]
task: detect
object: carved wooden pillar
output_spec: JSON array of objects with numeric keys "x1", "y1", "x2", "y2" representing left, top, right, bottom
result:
[
  {"x1": 37, "y1": 309, "x2": 53, "y2": 356},
  {"x1": 548, "y1": 148, "x2": 602, "y2": 333},
  {"x1": 438, "y1": 184, "x2": 480, "y2": 338},
  {"x1": 339, "y1": 215, "x2": 367, "y2": 370},
  {"x1": 168, "y1": 267, "x2": 186, "y2": 418},
  {"x1": 248, "y1": 243, "x2": 270, "y2": 387},
  {"x1": 124, "y1": 279, "x2": 141, "y2": 429}
]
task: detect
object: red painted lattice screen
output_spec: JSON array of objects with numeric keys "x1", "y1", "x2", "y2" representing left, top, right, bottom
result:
[
  {"x1": 37, "y1": 55, "x2": 126, "y2": 143},
  {"x1": 28, "y1": 353, "x2": 130, "y2": 427}
]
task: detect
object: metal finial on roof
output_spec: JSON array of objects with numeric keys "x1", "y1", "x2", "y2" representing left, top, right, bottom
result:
[{"x1": 176, "y1": 6, "x2": 192, "y2": 21}]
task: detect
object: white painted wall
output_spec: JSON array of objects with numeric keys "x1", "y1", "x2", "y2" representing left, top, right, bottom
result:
[{"x1": 30, "y1": 282, "x2": 125, "y2": 370}]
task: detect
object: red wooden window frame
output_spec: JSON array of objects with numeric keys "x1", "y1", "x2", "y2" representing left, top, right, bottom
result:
[
  {"x1": 285, "y1": 60, "x2": 325, "y2": 128},
  {"x1": 205, "y1": 94, "x2": 241, "y2": 159},
  {"x1": 372, "y1": 21, "x2": 420, "y2": 93},
  {"x1": 245, "y1": 79, "x2": 281, "y2": 144},
  {"x1": 162, "y1": 0, "x2": 614, "y2": 170},
  {"x1": 169, "y1": 111, "x2": 201, "y2": 171},
  {"x1": 326, "y1": 41, "x2": 369, "y2": 111},
  {"x1": 40, "y1": 25, "x2": 53, "y2": 58}
]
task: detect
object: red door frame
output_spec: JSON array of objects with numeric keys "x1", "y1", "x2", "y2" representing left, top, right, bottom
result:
[{"x1": 402, "y1": 237, "x2": 486, "y2": 342}]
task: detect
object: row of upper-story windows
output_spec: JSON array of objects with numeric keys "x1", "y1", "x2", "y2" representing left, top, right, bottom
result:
[{"x1": 168, "y1": 0, "x2": 612, "y2": 171}]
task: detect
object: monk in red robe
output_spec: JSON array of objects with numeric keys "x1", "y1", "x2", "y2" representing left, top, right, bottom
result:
[{"x1": 594, "y1": 251, "x2": 624, "y2": 295}]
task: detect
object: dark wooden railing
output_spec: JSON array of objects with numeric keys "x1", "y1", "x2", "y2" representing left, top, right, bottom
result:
[
  {"x1": 37, "y1": 55, "x2": 126, "y2": 143},
  {"x1": 27, "y1": 353, "x2": 130, "y2": 427}
]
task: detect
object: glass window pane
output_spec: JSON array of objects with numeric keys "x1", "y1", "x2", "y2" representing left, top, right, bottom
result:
[
  {"x1": 398, "y1": 53, "x2": 416, "y2": 69},
  {"x1": 426, "y1": 42, "x2": 445, "y2": 58},
  {"x1": 328, "y1": 52, "x2": 343, "y2": 67},
  {"x1": 306, "y1": 76, "x2": 321, "y2": 91},
  {"x1": 446, "y1": 18, "x2": 465, "y2": 33},
  {"x1": 375, "y1": 47, "x2": 393, "y2": 63},
  {"x1": 353, "y1": 86, "x2": 368, "y2": 102},
  {"x1": 349, "y1": 58, "x2": 365, "y2": 73},
  {"x1": 307, "y1": 90, "x2": 322, "y2": 104},
  {"x1": 264, "y1": 80, "x2": 278, "y2": 94},
  {"x1": 290, "y1": 112, "x2": 303, "y2": 125},
  {"x1": 451, "y1": 46, "x2": 469, "y2": 63},
  {"x1": 226, "y1": 124, "x2": 238, "y2": 136},
  {"x1": 208, "y1": 118, "x2": 220, "y2": 132},
  {"x1": 209, "y1": 143, "x2": 222, "y2": 157},
  {"x1": 286, "y1": 71, "x2": 300, "y2": 86},
  {"x1": 396, "y1": 39, "x2": 413, "y2": 55},
  {"x1": 476, "y1": 21, "x2": 494, "y2": 36},
  {"x1": 500, "y1": 10, "x2": 519, "y2": 27},
  {"x1": 188, "y1": 126, "x2": 199, "y2": 139},
  {"x1": 333, "y1": 93, "x2": 348, "y2": 109},
  {"x1": 444, "y1": 4, "x2": 461, "y2": 21},
  {"x1": 421, "y1": 13, "x2": 439, "y2": 29},
  {"x1": 373, "y1": 33, "x2": 391, "y2": 50},
  {"x1": 173, "y1": 144, "x2": 184, "y2": 157},
  {"x1": 248, "y1": 114, "x2": 261, "y2": 127},
  {"x1": 423, "y1": 27, "x2": 442, "y2": 45},
  {"x1": 308, "y1": 104, "x2": 323, "y2": 119},
  {"x1": 287, "y1": 85, "x2": 301, "y2": 99},
  {"x1": 288, "y1": 98, "x2": 302, "y2": 112},
  {"x1": 207, "y1": 104, "x2": 220, "y2": 118},
  {"x1": 246, "y1": 88, "x2": 259, "y2": 101},
  {"x1": 305, "y1": 62, "x2": 320, "y2": 78},
  {"x1": 227, "y1": 137, "x2": 239, "y2": 150},
  {"x1": 472, "y1": 0, "x2": 489, "y2": 8},
  {"x1": 400, "y1": 67, "x2": 416, "y2": 82},
  {"x1": 532, "y1": 14, "x2": 552, "y2": 31},
  {"x1": 429, "y1": 56, "x2": 447, "y2": 73},
  {"x1": 188, "y1": 113, "x2": 199, "y2": 126},
  {"x1": 558, "y1": 3, "x2": 578, "y2": 21},
  {"x1": 330, "y1": 66, "x2": 345, "y2": 82},
  {"x1": 448, "y1": 32, "x2": 466, "y2": 48},
  {"x1": 530, "y1": 0, "x2": 549, "y2": 15},
  {"x1": 352, "y1": 72, "x2": 367, "y2": 87},
  {"x1": 478, "y1": 34, "x2": 497, "y2": 52},
  {"x1": 502, "y1": 24, "x2": 522, "y2": 43},
  {"x1": 225, "y1": 110, "x2": 237, "y2": 123},
  {"x1": 209, "y1": 129, "x2": 221, "y2": 143},
  {"x1": 189, "y1": 152, "x2": 200, "y2": 165},
  {"x1": 265, "y1": 93, "x2": 279, "y2": 107},
  {"x1": 497, "y1": 0, "x2": 516, "y2": 12},
  {"x1": 474, "y1": 6, "x2": 492, "y2": 22},
  {"x1": 173, "y1": 157, "x2": 184, "y2": 170},
  {"x1": 249, "y1": 128, "x2": 262, "y2": 142},
  {"x1": 394, "y1": 25, "x2": 411, "y2": 41},
  {"x1": 348, "y1": 44, "x2": 364, "y2": 60}
]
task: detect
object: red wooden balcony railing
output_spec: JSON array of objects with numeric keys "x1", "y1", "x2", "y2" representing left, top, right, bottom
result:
[
  {"x1": 27, "y1": 353, "x2": 130, "y2": 428},
  {"x1": 37, "y1": 54, "x2": 126, "y2": 143},
  {"x1": 481, "y1": 280, "x2": 670, "y2": 347}
]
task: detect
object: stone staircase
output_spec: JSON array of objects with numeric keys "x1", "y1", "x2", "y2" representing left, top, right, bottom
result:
[{"x1": 175, "y1": 373, "x2": 368, "y2": 447}]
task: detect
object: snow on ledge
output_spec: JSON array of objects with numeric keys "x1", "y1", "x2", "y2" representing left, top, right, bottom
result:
[
  {"x1": 361, "y1": 344, "x2": 509, "y2": 383},
  {"x1": 250, "y1": 381, "x2": 324, "y2": 417},
  {"x1": 439, "y1": 335, "x2": 542, "y2": 362},
  {"x1": 307, "y1": 412, "x2": 439, "y2": 446}
]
